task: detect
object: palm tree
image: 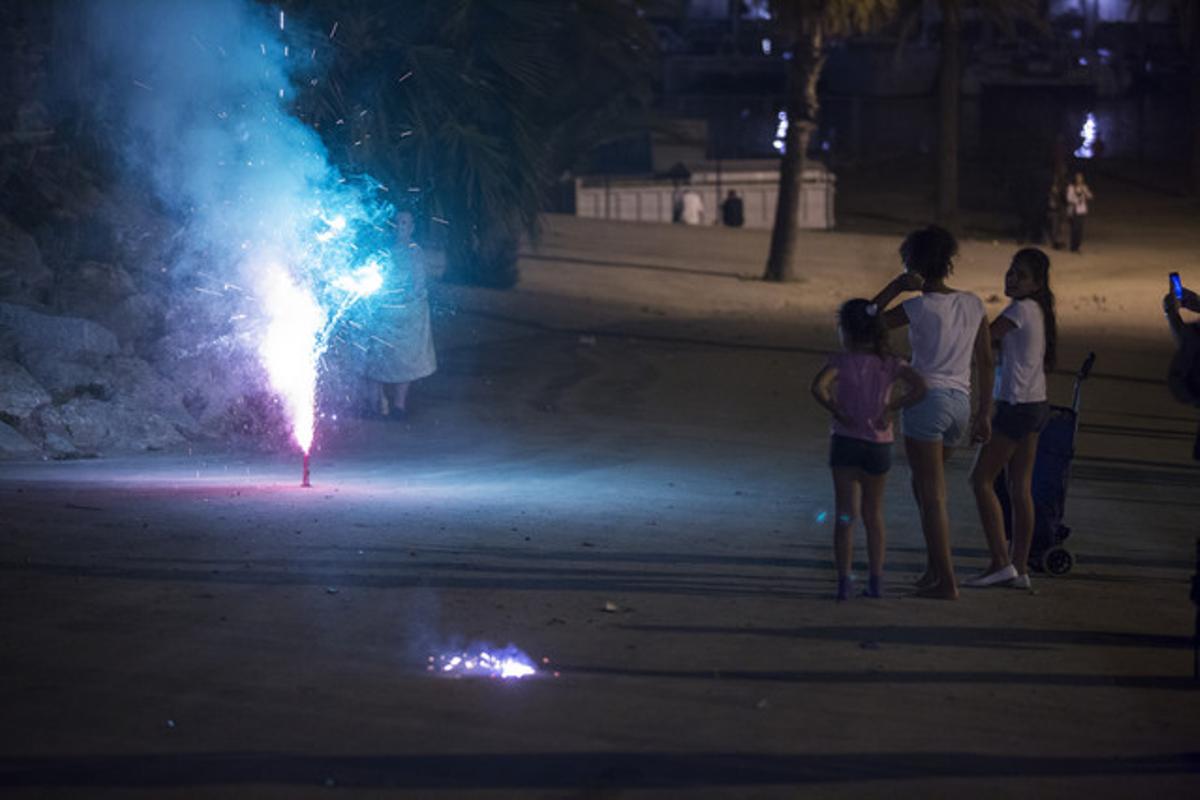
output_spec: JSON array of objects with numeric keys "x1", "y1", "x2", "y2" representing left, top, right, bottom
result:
[
  {"x1": 286, "y1": 0, "x2": 658, "y2": 287},
  {"x1": 763, "y1": 0, "x2": 898, "y2": 283},
  {"x1": 925, "y1": 0, "x2": 1038, "y2": 235}
]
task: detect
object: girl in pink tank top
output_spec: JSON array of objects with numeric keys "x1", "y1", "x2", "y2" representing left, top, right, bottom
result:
[{"x1": 811, "y1": 299, "x2": 927, "y2": 600}]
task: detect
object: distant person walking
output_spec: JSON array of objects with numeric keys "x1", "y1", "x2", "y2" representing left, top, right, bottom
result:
[
  {"x1": 721, "y1": 190, "x2": 745, "y2": 228},
  {"x1": 364, "y1": 209, "x2": 437, "y2": 420},
  {"x1": 1065, "y1": 172, "x2": 1093, "y2": 253},
  {"x1": 811, "y1": 299, "x2": 926, "y2": 600},
  {"x1": 680, "y1": 187, "x2": 705, "y2": 226},
  {"x1": 1046, "y1": 178, "x2": 1066, "y2": 250},
  {"x1": 871, "y1": 226, "x2": 994, "y2": 600},
  {"x1": 966, "y1": 248, "x2": 1057, "y2": 590}
]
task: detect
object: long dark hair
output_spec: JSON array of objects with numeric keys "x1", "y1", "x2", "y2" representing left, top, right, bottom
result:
[
  {"x1": 1012, "y1": 247, "x2": 1057, "y2": 371},
  {"x1": 838, "y1": 298, "x2": 889, "y2": 357},
  {"x1": 899, "y1": 225, "x2": 958, "y2": 282}
]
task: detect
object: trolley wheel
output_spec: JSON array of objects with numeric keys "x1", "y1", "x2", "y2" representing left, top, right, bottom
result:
[{"x1": 1041, "y1": 546, "x2": 1073, "y2": 576}]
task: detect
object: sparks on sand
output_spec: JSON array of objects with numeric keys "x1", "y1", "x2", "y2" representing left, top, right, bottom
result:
[{"x1": 428, "y1": 647, "x2": 547, "y2": 680}]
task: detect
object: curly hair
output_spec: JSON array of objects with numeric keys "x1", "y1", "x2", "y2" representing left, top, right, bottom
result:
[{"x1": 899, "y1": 225, "x2": 958, "y2": 282}]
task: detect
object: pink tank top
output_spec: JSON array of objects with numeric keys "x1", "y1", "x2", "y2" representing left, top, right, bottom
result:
[{"x1": 828, "y1": 351, "x2": 904, "y2": 444}]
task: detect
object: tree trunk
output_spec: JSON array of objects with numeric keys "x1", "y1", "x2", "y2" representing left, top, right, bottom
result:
[
  {"x1": 764, "y1": 27, "x2": 824, "y2": 283},
  {"x1": 937, "y1": 1, "x2": 961, "y2": 234}
]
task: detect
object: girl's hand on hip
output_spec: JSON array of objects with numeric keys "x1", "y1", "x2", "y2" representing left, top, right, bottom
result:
[{"x1": 970, "y1": 415, "x2": 992, "y2": 445}]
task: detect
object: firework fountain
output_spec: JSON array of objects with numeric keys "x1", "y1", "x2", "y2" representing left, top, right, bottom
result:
[{"x1": 77, "y1": 0, "x2": 399, "y2": 484}]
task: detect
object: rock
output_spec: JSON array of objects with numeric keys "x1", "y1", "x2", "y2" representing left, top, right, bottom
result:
[
  {"x1": 19, "y1": 355, "x2": 107, "y2": 401},
  {"x1": 50, "y1": 263, "x2": 167, "y2": 350},
  {"x1": 0, "y1": 303, "x2": 119, "y2": 366},
  {"x1": 55, "y1": 396, "x2": 187, "y2": 452},
  {"x1": 29, "y1": 406, "x2": 81, "y2": 458},
  {"x1": 0, "y1": 216, "x2": 52, "y2": 303},
  {"x1": 0, "y1": 420, "x2": 38, "y2": 457},
  {"x1": 0, "y1": 360, "x2": 51, "y2": 421}
]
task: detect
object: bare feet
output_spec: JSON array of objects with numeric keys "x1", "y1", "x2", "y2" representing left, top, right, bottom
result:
[{"x1": 913, "y1": 582, "x2": 959, "y2": 600}]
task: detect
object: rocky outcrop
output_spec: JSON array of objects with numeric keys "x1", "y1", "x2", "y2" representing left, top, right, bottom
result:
[
  {"x1": 0, "y1": 301, "x2": 119, "y2": 363},
  {"x1": 0, "y1": 303, "x2": 198, "y2": 457},
  {"x1": 0, "y1": 215, "x2": 52, "y2": 303},
  {"x1": 0, "y1": 420, "x2": 37, "y2": 457},
  {"x1": 0, "y1": 359, "x2": 50, "y2": 422}
]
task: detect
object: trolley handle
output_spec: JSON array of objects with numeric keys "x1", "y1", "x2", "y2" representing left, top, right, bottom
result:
[
  {"x1": 1071, "y1": 351, "x2": 1096, "y2": 415},
  {"x1": 1077, "y1": 351, "x2": 1096, "y2": 382}
]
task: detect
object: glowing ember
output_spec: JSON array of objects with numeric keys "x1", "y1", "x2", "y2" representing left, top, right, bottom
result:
[{"x1": 428, "y1": 646, "x2": 539, "y2": 680}]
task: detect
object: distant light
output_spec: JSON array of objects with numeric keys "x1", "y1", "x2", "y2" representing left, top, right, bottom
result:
[
  {"x1": 821, "y1": 140, "x2": 831, "y2": 151},
  {"x1": 761, "y1": 38, "x2": 772, "y2": 55},
  {"x1": 1074, "y1": 112, "x2": 1097, "y2": 159},
  {"x1": 772, "y1": 110, "x2": 788, "y2": 154},
  {"x1": 1070, "y1": 29, "x2": 1082, "y2": 40},
  {"x1": 1078, "y1": 56, "x2": 1089, "y2": 66},
  {"x1": 743, "y1": 0, "x2": 772, "y2": 20}
]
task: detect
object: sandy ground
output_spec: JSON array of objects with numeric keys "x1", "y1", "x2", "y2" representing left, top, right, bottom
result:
[{"x1": 2, "y1": 172, "x2": 1200, "y2": 797}]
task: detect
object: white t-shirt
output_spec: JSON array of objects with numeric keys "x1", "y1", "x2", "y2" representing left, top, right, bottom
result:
[
  {"x1": 902, "y1": 291, "x2": 985, "y2": 394},
  {"x1": 680, "y1": 191, "x2": 705, "y2": 225},
  {"x1": 1066, "y1": 184, "x2": 1091, "y2": 216},
  {"x1": 994, "y1": 298, "x2": 1047, "y2": 403}
]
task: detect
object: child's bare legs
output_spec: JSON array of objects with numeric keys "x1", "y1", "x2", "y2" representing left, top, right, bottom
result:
[
  {"x1": 379, "y1": 381, "x2": 412, "y2": 416},
  {"x1": 832, "y1": 467, "x2": 860, "y2": 599},
  {"x1": 970, "y1": 433, "x2": 1020, "y2": 572},
  {"x1": 1007, "y1": 431, "x2": 1040, "y2": 575},
  {"x1": 860, "y1": 470, "x2": 888, "y2": 579},
  {"x1": 390, "y1": 381, "x2": 411, "y2": 413},
  {"x1": 377, "y1": 382, "x2": 390, "y2": 416},
  {"x1": 906, "y1": 436, "x2": 959, "y2": 599}
]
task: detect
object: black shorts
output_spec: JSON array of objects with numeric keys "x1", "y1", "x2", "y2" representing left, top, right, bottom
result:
[
  {"x1": 829, "y1": 434, "x2": 892, "y2": 476},
  {"x1": 992, "y1": 401, "x2": 1051, "y2": 440}
]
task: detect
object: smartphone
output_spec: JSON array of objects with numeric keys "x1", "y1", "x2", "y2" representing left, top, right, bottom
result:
[{"x1": 1170, "y1": 272, "x2": 1183, "y2": 300}]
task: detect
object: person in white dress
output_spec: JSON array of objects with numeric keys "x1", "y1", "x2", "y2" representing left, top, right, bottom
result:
[
  {"x1": 363, "y1": 210, "x2": 437, "y2": 419},
  {"x1": 1065, "y1": 172, "x2": 1093, "y2": 253}
]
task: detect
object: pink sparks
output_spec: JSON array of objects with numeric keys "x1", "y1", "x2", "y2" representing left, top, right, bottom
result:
[{"x1": 257, "y1": 266, "x2": 323, "y2": 454}]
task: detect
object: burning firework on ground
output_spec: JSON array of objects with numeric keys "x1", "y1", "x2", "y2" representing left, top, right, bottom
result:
[
  {"x1": 80, "y1": 1, "x2": 412, "y2": 488},
  {"x1": 428, "y1": 646, "x2": 550, "y2": 680},
  {"x1": 252, "y1": 195, "x2": 397, "y2": 486}
]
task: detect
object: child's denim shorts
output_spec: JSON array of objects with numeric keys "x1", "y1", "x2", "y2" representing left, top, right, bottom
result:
[{"x1": 902, "y1": 388, "x2": 970, "y2": 444}]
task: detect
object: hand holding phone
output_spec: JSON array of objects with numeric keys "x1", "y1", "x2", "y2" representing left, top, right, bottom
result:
[{"x1": 1170, "y1": 272, "x2": 1183, "y2": 300}]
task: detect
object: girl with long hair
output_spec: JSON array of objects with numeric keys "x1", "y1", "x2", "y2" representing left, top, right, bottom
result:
[{"x1": 966, "y1": 248, "x2": 1057, "y2": 589}]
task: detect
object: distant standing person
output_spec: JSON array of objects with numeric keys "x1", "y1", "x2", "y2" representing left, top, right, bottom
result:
[
  {"x1": 871, "y1": 226, "x2": 994, "y2": 600},
  {"x1": 1065, "y1": 172, "x2": 1093, "y2": 253},
  {"x1": 811, "y1": 299, "x2": 927, "y2": 600},
  {"x1": 721, "y1": 190, "x2": 745, "y2": 228},
  {"x1": 680, "y1": 187, "x2": 705, "y2": 226},
  {"x1": 364, "y1": 209, "x2": 437, "y2": 420},
  {"x1": 1045, "y1": 178, "x2": 1066, "y2": 250}
]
